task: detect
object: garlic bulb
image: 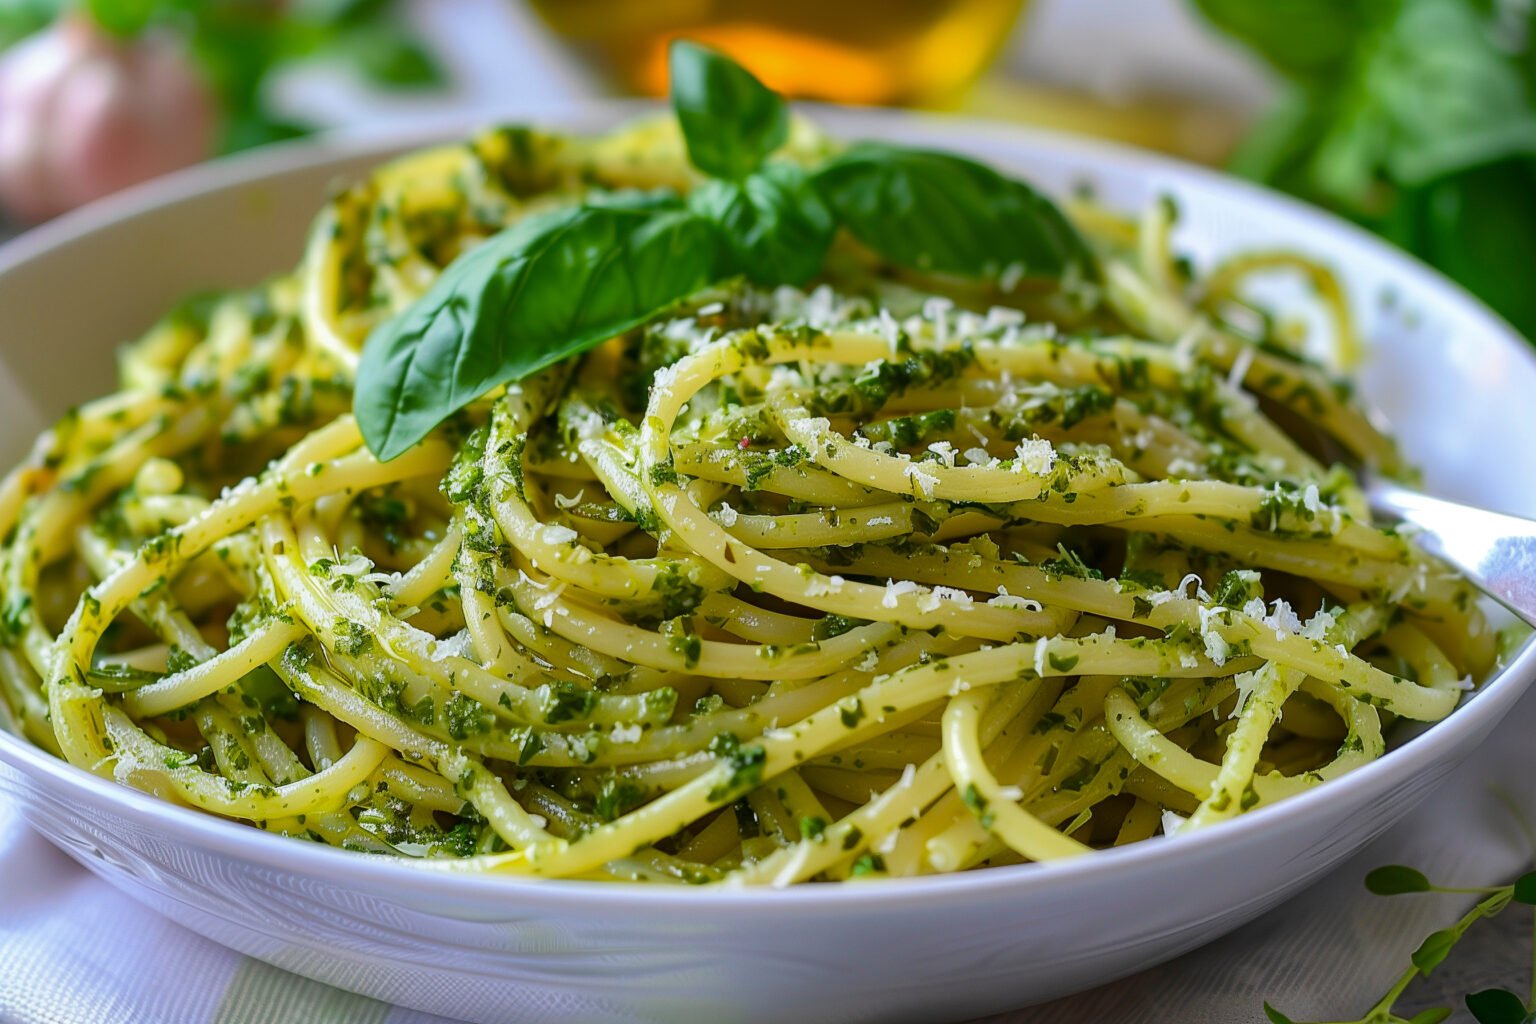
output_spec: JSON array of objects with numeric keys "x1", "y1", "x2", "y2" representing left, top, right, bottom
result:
[{"x1": 0, "y1": 16, "x2": 217, "y2": 223}]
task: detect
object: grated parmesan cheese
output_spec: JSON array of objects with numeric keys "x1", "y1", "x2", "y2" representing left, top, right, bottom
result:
[
  {"x1": 1165, "y1": 457, "x2": 1201, "y2": 478},
  {"x1": 1231, "y1": 668, "x2": 1262, "y2": 718},
  {"x1": 903, "y1": 462, "x2": 939, "y2": 499},
  {"x1": 882, "y1": 579, "x2": 920, "y2": 609},
  {"x1": 1226, "y1": 345, "x2": 1254, "y2": 392},
  {"x1": 878, "y1": 309, "x2": 901, "y2": 354},
  {"x1": 1301, "y1": 608, "x2": 1337, "y2": 641},
  {"x1": 430, "y1": 630, "x2": 473, "y2": 663},
  {"x1": 359, "y1": 569, "x2": 403, "y2": 590},
  {"x1": 1014, "y1": 437, "x2": 1056, "y2": 475},
  {"x1": 983, "y1": 305, "x2": 1026, "y2": 331},
  {"x1": 788, "y1": 416, "x2": 831, "y2": 442},
  {"x1": 988, "y1": 586, "x2": 1042, "y2": 612},
  {"x1": 1264, "y1": 599, "x2": 1302, "y2": 637},
  {"x1": 934, "y1": 586, "x2": 972, "y2": 607},
  {"x1": 541, "y1": 524, "x2": 579, "y2": 546},
  {"x1": 334, "y1": 552, "x2": 372, "y2": 577},
  {"x1": 922, "y1": 296, "x2": 954, "y2": 345},
  {"x1": 1197, "y1": 605, "x2": 1231, "y2": 666},
  {"x1": 805, "y1": 574, "x2": 846, "y2": 598}
]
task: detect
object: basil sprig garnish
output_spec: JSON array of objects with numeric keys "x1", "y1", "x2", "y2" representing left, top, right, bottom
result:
[{"x1": 355, "y1": 41, "x2": 1095, "y2": 461}]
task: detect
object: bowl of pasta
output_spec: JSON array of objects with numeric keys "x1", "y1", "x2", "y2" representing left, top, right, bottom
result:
[{"x1": 1, "y1": 46, "x2": 1533, "y2": 1024}]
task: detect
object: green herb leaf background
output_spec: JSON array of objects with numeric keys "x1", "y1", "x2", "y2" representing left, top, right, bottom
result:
[{"x1": 1193, "y1": 0, "x2": 1536, "y2": 340}]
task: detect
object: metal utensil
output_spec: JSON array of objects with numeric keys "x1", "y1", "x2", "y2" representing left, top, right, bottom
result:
[{"x1": 1367, "y1": 479, "x2": 1536, "y2": 627}]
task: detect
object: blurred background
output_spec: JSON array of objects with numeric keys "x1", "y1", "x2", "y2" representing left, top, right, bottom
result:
[{"x1": 0, "y1": 0, "x2": 1531, "y2": 339}]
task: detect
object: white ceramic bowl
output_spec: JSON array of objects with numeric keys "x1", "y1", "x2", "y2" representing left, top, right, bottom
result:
[{"x1": 1, "y1": 105, "x2": 1533, "y2": 1024}]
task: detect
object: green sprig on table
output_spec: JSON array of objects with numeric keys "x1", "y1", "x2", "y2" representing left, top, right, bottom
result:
[
  {"x1": 1265, "y1": 865, "x2": 1536, "y2": 1024},
  {"x1": 1191, "y1": 0, "x2": 1536, "y2": 342}
]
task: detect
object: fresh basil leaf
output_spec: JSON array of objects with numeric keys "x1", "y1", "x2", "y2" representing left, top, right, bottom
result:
[
  {"x1": 87, "y1": 0, "x2": 156, "y2": 36},
  {"x1": 1261, "y1": 1002, "x2": 1295, "y2": 1024},
  {"x1": 1210, "y1": 0, "x2": 1536, "y2": 344},
  {"x1": 813, "y1": 142, "x2": 1092, "y2": 282},
  {"x1": 1512, "y1": 868, "x2": 1536, "y2": 906},
  {"x1": 1232, "y1": 0, "x2": 1536, "y2": 213},
  {"x1": 688, "y1": 162, "x2": 833, "y2": 286},
  {"x1": 0, "y1": 0, "x2": 60, "y2": 49},
  {"x1": 220, "y1": 112, "x2": 309, "y2": 155},
  {"x1": 1189, "y1": 0, "x2": 1382, "y2": 80},
  {"x1": 1363, "y1": 864, "x2": 1432, "y2": 895},
  {"x1": 1524, "y1": 5, "x2": 1536, "y2": 99},
  {"x1": 669, "y1": 40, "x2": 788, "y2": 181},
  {"x1": 338, "y1": 23, "x2": 444, "y2": 88},
  {"x1": 356, "y1": 202, "x2": 722, "y2": 460},
  {"x1": 306, "y1": 0, "x2": 392, "y2": 26},
  {"x1": 1409, "y1": 927, "x2": 1457, "y2": 976},
  {"x1": 1464, "y1": 989, "x2": 1528, "y2": 1024},
  {"x1": 1227, "y1": 85, "x2": 1336, "y2": 190},
  {"x1": 1387, "y1": 159, "x2": 1536, "y2": 340},
  {"x1": 1341, "y1": 0, "x2": 1536, "y2": 187}
]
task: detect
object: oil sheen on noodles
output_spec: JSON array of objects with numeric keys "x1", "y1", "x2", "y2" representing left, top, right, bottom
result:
[{"x1": 0, "y1": 120, "x2": 1493, "y2": 884}]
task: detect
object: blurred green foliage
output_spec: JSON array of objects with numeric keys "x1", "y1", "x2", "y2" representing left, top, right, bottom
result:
[
  {"x1": 0, "y1": 0, "x2": 55, "y2": 48},
  {"x1": 0, "y1": 0, "x2": 442, "y2": 153},
  {"x1": 1194, "y1": 0, "x2": 1536, "y2": 340}
]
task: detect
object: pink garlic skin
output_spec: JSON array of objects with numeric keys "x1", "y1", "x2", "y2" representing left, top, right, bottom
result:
[{"x1": 0, "y1": 16, "x2": 217, "y2": 223}]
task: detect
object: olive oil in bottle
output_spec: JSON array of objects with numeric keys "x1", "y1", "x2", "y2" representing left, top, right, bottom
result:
[{"x1": 528, "y1": 0, "x2": 1029, "y2": 107}]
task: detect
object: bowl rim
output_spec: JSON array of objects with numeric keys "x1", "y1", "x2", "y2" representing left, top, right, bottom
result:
[{"x1": 2, "y1": 99, "x2": 1533, "y2": 912}]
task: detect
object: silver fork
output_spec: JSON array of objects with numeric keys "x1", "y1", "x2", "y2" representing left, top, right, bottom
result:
[{"x1": 1367, "y1": 479, "x2": 1536, "y2": 627}]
